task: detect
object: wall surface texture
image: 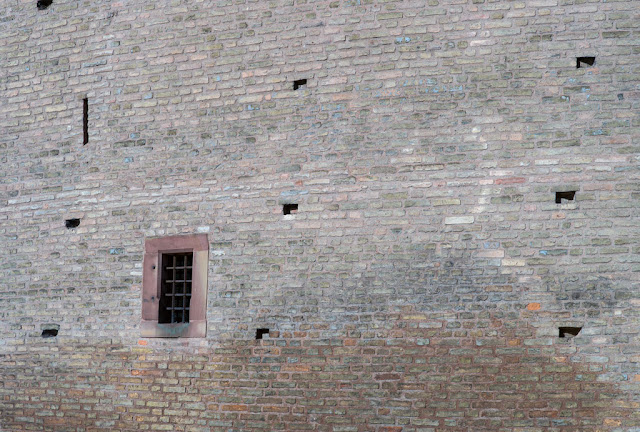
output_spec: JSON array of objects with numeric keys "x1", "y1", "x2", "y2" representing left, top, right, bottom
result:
[{"x1": 1, "y1": 0, "x2": 639, "y2": 430}]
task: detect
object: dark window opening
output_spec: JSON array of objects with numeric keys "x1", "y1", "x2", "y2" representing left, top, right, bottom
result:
[
  {"x1": 83, "y1": 98, "x2": 89, "y2": 145},
  {"x1": 559, "y1": 326, "x2": 582, "y2": 338},
  {"x1": 283, "y1": 204, "x2": 298, "y2": 215},
  {"x1": 293, "y1": 79, "x2": 307, "y2": 90},
  {"x1": 576, "y1": 57, "x2": 595, "y2": 69},
  {"x1": 255, "y1": 328, "x2": 270, "y2": 340},
  {"x1": 65, "y1": 218, "x2": 80, "y2": 229},
  {"x1": 37, "y1": 0, "x2": 52, "y2": 10},
  {"x1": 41, "y1": 329, "x2": 58, "y2": 338},
  {"x1": 159, "y1": 252, "x2": 193, "y2": 324},
  {"x1": 555, "y1": 191, "x2": 576, "y2": 204}
]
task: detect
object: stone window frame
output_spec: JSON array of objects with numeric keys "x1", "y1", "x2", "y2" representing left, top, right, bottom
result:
[{"x1": 141, "y1": 234, "x2": 208, "y2": 338}]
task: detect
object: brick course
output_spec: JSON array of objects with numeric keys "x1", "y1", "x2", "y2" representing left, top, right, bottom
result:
[{"x1": 1, "y1": 0, "x2": 639, "y2": 431}]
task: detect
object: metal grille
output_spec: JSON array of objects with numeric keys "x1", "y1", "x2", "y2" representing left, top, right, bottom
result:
[{"x1": 159, "y1": 253, "x2": 193, "y2": 324}]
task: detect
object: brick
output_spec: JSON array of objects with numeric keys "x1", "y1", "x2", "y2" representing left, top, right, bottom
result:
[{"x1": 444, "y1": 216, "x2": 474, "y2": 225}]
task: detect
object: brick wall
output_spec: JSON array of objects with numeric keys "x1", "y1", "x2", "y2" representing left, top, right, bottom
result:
[{"x1": 1, "y1": 0, "x2": 639, "y2": 430}]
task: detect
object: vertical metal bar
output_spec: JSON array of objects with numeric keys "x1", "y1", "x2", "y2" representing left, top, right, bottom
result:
[
  {"x1": 171, "y1": 254, "x2": 176, "y2": 323},
  {"x1": 181, "y1": 256, "x2": 186, "y2": 323},
  {"x1": 176, "y1": 255, "x2": 184, "y2": 322},
  {"x1": 160, "y1": 253, "x2": 167, "y2": 324},
  {"x1": 189, "y1": 254, "x2": 193, "y2": 322}
]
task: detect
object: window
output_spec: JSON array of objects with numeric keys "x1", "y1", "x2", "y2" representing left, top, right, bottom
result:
[
  {"x1": 555, "y1": 191, "x2": 576, "y2": 204},
  {"x1": 293, "y1": 79, "x2": 307, "y2": 90},
  {"x1": 65, "y1": 218, "x2": 80, "y2": 228},
  {"x1": 37, "y1": 0, "x2": 53, "y2": 10},
  {"x1": 83, "y1": 97, "x2": 89, "y2": 145},
  {"x1": 141, "y1": 234, "x2": 208, "y2": 338},
  {"x1": 159, "y1": 253, "x2": 193, "y2": 324},
  {"x1": 576, "y1": 56, "x2": 595, "y2": 69},
  {"x1": 559, "y1": 326, "x2": 582, "y2": 338},
  {"x1": 282, "y1": 203, "x2": 298, "y2": 215}
]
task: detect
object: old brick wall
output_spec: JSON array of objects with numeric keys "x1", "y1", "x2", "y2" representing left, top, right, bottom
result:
[{"x1": 1, "y1": 0, "x2": 639, "y2": 431}]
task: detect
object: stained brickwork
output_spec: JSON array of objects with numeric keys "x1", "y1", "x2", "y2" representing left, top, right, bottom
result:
[{"x1": 1, "y1": 0, "x2": 639, "y2": 431}]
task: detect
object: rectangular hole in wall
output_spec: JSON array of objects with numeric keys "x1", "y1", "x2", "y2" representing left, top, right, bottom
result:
[
  {"x1": 255, "y1": 328, "x2": 269, "y2": 340},
  {"x1": 65, "y1": 218, "x2": 80, "y2": 228},
  {"x1": 555, "y1": 191, "x2": 576, "y2": 204},
  {"x1": 283, "y1": 204, "x2": 298, "y2": 215},
  {"x1": 559, "y1": 327, "x2": 582, "y2": 338},
  {"x1": 37, "y1": 0, "x2": 52, "y2": 10},
  {"x1": 576, "y1": 57, "x2": 595, "y2": 69},
  {"x1": 293, "y1": 79, "x2": 307, "y2": 91},
  {"x1": 83, "y1": 98, "x2": 89, "y2": 144},
  {"x1": 41, "y1": 329, "x2": 58, "y2": 338}
]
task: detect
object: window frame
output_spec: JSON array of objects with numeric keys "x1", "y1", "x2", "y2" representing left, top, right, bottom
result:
[{"x1": 141, "y1": 234, "x2": 208, "y2": 338}]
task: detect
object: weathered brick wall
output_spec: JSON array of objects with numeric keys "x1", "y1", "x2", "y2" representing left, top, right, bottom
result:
[{"x1": 1, "y1": 0, "x2": 639, "y2": 430}]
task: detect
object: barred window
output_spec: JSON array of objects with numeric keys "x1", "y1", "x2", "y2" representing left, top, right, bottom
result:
[
  {"x1": 141, "y1": 234, "x2": 208, "y2": 338},
  {"x1": 159, "y1": 253, "x2": 193, "y2": 324}
]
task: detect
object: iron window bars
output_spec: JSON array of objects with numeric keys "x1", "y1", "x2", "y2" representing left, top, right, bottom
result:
[{"x1": 159, "y1": 253, "x2": 193, "y2": 324}]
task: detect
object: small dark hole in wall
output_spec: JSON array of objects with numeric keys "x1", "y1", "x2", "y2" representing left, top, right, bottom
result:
[
  {"x1": 555, "y1": 191, "x2": 576, "y2": 204},
  {"x1": 37, "y1": 0, "x2": 52, "y2": 10},
  {"x1": 559, "y1": 327, "x2": 582, "y2": 338},
  {"x1": 83, "y1": 98, "x2": 89, "y2": 145},
  {"x1": 283, "y1": 204, "x2": 298, "y2": 215},
  {"x1": 293, "y1": 79, "x2": 307, "y2": 90},
  {"x1": 255, "y1": 328, "x2": 269, "y2": 340},
  {"x1": 576, "y1": 56, "x2": 595, "y2": 69},
  {"x1": 65, "y1": 218, "x2": 81, "y2": 228},
  {"x1": 41, "y1": 329, "x2": 58, "y2": 338}
]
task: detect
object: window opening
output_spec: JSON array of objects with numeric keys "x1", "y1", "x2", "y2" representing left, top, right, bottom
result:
[
  {"x1": 83, "y1": 98, "x2": 89, "y2": 145},
  {"x1": 576, "y1": 57, "x2": 595, "y2": 69},
  {"x1": 65, "y1": 218, "x2": 80, "y2": 228},
  {"x1": 293, "y1": 79, "x2": 307, "y2": 90},
  {"x1": 555, "y1": 191, "x2": 576, "y2": 204},
  {"x1": 159, "y1": 253, "x2": 193, "y2": 324},
  {"x1": 37, "y1": 0, "x2": 52, "y2": 10},
  {"x1": 256, "y1": 328, "x2": 270, "y2": 340},
  {"x1": 559, "y1": 327, "x2": 582, "y2": 338},
  {"x1": 283, "y1": 204, "x2": 298, "y2": 215},
  {"x1": 41, "y1": 329, "x2": 58, "y2": 338}
]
